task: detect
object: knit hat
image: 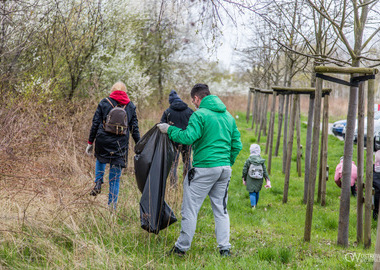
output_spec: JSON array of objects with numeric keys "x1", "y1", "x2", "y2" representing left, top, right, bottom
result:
[
  {"x1": 250, "y1": 144, "x2": 261, "y2": 155},
  {"x1": 375, "y1": 151, "x2": 380, "y2": 173},
  {"x1": 340, "y1": 156, "x2": 344, "y2": 162},
  {"x1": 169, "y1": 90, "x2": 181, "y2": 104}
]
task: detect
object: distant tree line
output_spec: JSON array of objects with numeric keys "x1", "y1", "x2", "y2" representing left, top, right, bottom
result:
[{"x1": 0, "y1": 0, "x2": 245, "y2": 103}]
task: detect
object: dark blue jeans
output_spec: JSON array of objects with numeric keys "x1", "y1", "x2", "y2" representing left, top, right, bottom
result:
[
  {"x1": 95, "y1": 159, "x2": 122, "y2": 209},
  {"x1": 249, "y1": 192, "x2": 260, "y2": 207}
]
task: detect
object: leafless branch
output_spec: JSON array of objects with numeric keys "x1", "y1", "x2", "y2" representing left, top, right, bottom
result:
[{"x1": 273, "y1": 37, "x2": 352, "y2": 66}]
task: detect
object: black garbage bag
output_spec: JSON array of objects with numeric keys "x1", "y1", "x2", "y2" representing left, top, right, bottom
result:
[{"x1": 134, "y1": 124, "x2": 177, "y2": 234}]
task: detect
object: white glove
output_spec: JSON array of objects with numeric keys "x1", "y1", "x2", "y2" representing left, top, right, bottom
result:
[
  {"x1": 157, "y1": 123, "x2": 170, "y2": 134},
  {"x1": 86, "y1": 144, "x2": 93, "y2": 156}
]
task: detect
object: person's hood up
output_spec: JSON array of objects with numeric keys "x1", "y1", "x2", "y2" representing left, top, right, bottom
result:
[
  {"x1": 168, "y1": 90, "x2": 188, "y2": 111},
  {"x1": 250, "y1": 144, "x2": 261, "y2": 156},
  {"x1": 170, "y1": 99, "x2": 189, "y2": 111},
  {"x1": 169, "y1": 90, "x2": 181, "y2": 104},
  {"x1": 110, "y1": 90, "x2": 130, "y2": 105},
  {"x1": 199, "y1": 95, "x2": 226, "y2": 113}
]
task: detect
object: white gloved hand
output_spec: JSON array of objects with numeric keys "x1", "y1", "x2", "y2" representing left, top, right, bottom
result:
[
  {"x1": 86, "y1": 144, "x2": 93, "y2": 156},
  {"x1": 157, "y1": 123, "x2": 170, "y2": 134}
]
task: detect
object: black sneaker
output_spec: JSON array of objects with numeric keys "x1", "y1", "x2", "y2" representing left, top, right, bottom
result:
[
  {"x1": 90, "y1": 182, "x2": 102, "y2": 196},
  {"x1": 168, "y1": 246, "x2": 186, "y2": 257},
  {"x1": 220, "y1": 249, "x2": 231, "y2": 257}
]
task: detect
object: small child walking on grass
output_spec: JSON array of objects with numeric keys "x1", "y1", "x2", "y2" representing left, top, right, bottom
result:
[{"x1": 242, "y1": 144, "x2": 271, "y2": 209}]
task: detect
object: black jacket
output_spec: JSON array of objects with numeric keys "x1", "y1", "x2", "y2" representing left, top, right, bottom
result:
[
  {"x1": 88, "y1": 97, "x2": 140, "y2": 167},
  {"x1": 374, "y1": 166, "x2": 380, "y2": 191},
  {"x1": 160, "y1": 100, "x2": 193, "y2": 130}
]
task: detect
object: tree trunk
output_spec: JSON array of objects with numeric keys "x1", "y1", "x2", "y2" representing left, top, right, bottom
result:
[
  {"x1": 246, "y1": 89, "x2": 252, "y2": 123},
  {"x1": 303, "y1": 94, "x2": 315, "y2": 204},
  {"x1": 296, "y1": 97, "x2": 302, "y2": 177},
  {"x1": 267, "y1": 93, "x2": 277, "y2": 174},
  {"x1": 304, "y1": 76, "x2": 322, "y2": 242},
  {"x1": 283, "y1": 94, "x2": 298, "y2": 203},
  {"x1": 337, "y1": 81, "x2": 358, "y2": 247},
  {"x1": 255, "y1": 92, "x2": 262, "y2": 136},
  {"x1": 321, "y1": 94, "x2": 329, "y2": 206},
  {"x1": 357, "y1": 83, "x2": 365, "y2": 244},
  {"x1": 275, "y1": 95, "x2": 285, "y2": 156},
  {"x1": 263, "y1": 94, "x2": 269, "y2": 136},
  {"x1": 283, "y1": 94, "x2": 290, "y2": 173},
  {"x1": 317, "y1": 123, "x2": 324, "y2": 203},
  {"x1": 365, "y1": 78, "x2": 375, "y2": 248},
  {"x1": 158, "y1": 52, "x2": 163, "y2": 104},
  {"x1": 251, "y1": 91, "x2": 258, "y2": 130}
]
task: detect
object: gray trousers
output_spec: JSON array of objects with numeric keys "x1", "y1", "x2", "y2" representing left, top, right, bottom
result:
[{"x1": 175, "y1": 166, "x2": 232, "y2": 251}]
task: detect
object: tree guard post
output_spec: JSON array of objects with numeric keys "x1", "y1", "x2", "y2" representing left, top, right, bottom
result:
[
  {"x1": 251, "y1": 90, "x2": 258, "y2": 130},
  {"x1": 275, "y1": 94, "x2": 285, "y2": 156},
  {"x1": 365, "y1": 78, "x2": 375, "y2": 249},
  {"x1": 317, "y1": 133, "x2": 324, "y2": 203},
  {"x1": 357, "y1": 82, "x2": 365, "y2": 244},
  {"x1": 259, "y1": 90, "x2": 274, "y2": 155},
  {"x1": 296, "y1": 97, "x2": 302, "y2": 177},
  {"x1": 257, "y1": 92, "x2": 265, "y2": 143},
  {"x1": 303, "y1": 94, "x2": 315, "y2": 204},
  {"x1": 304, "y1": 76, "x2": 323, "y2": 242},
  {"x1": 258, "y1": 90, "x2": 272, "y2": 143},
  {"x1": 263, "y1": 94, "x2": 269, "y2": 136},
  {"x1": 317, "y1": 93, "x2": 329, "y2": 204},
  {"x1": 283, "y1": 94, "x2": 290, "y2": 173},
  {"x1": 320, "y1": 93, "x2": 329, "y2": 206},
  {"x1": 246, "y1": 88, "x2": 253, "y2": 123},
  {"x1": 257, "y1": 91, "x2": 268, "y2": 140},
  {"x1": 337, "y1": 85, "x2": 358, "y2": 247},
  {"x1": 267, "y1": 92, "x2": 277, "y2": 174},
  {"x1": 283, "y1": 94, "x2": 298, "y2": 203},
  {"x1": 255, "y1": 91, "x2": 263, "y2": 136}
]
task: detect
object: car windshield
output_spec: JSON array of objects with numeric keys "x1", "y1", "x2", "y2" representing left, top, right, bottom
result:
[{"x1": 375, "y1": 111, "x2": 380, "y2": 120}]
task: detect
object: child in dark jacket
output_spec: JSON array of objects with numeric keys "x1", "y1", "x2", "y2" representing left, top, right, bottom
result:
[{"x1": 242, "y1": 144, "x2": 271, "y2": 209}]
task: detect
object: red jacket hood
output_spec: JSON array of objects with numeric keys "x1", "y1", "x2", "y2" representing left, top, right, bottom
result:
[{"x1": 109, "y1": 90, "x2": 130, "y2": 105}]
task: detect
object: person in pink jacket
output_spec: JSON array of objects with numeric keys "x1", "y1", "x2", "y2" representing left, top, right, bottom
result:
[{"x1": 334, "y1": 156, "x2": 357, "y2": 196}]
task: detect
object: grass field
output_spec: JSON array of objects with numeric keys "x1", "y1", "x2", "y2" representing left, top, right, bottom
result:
[{"x1": 0, "y1": 98, "x2": 377, "y2": 269}]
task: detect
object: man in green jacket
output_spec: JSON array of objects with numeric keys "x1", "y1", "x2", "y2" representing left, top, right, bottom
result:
[{"x1": 157, "y1": 83, "x2": 242, "y2": 257}]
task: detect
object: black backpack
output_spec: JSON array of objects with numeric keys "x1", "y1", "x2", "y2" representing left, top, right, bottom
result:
[{"x1": 103, "y1": 98, "x2": 128, "y2": 135}]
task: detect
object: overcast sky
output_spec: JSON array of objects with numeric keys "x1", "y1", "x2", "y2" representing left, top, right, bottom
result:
[{"x1": 210, "y1": 6, "x2": 253, "y2": 71}]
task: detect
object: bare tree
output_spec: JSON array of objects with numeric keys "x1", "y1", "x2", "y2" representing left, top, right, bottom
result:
[
  {"x1": 0, "y1": 0, "x2": 52, "y2": 94},
  {"x1": 307, "y1": 0, "x2": 380, "y2": 247}
]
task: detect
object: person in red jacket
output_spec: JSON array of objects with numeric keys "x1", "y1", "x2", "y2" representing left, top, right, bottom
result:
[
  {"x1": 85, "y1": 81, "x2": 140, "y2": 210},
  {"x1": 334, "y1": 156, "x2": 357, "y2": 197}
]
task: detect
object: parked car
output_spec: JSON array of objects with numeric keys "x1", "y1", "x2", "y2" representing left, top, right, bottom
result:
[
  {"x1": 341, "y1": 111, "x2": 380, "y2": 141},
  {"x1": 332, "y1": 120, "x2": 347, "y2": 136},
  {"x1": 353, "y1": 111, "x2": 380, "y2": 144},
  {"x1": 374, "y1": 131, "x2": 380, "y2": 151}
]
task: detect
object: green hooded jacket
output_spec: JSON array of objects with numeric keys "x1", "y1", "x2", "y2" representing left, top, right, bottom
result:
[
  {"x1": 242, "y1": 155, "x2": 269, "y2": 193},
  {"x1": 167, "y1": 95, "x2": 242, "y2": 168}
]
